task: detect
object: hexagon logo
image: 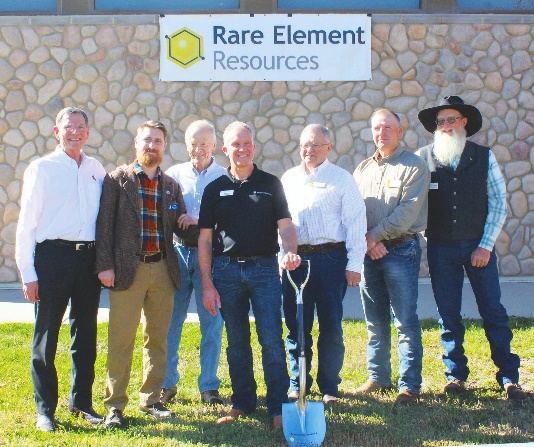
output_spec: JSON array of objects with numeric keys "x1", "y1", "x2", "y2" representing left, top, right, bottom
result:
[{"x1": 165, "y1": 27, "x2": 204, "y2": 69}]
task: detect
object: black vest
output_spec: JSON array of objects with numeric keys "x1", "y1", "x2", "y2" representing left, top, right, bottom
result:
[{"x1": 425, "y1": 141, "x2": 489, "y2": 241}]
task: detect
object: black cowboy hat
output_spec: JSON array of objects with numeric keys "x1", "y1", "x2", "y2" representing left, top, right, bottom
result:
[{"x1": 418, "y1": 96, "x2": 482, "y2": 137}]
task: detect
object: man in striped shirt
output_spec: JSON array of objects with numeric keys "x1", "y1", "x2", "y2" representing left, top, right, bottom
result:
[
  {"x1": 417, "y1": 96, "x2": 527, "y2": 402},
  {"x1": 281, "y1": 124, "x2": 367, "y2": 405}
]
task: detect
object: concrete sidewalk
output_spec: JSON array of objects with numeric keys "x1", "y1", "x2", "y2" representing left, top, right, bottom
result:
[{"x1": 1, "y1": 277, "x2": 532, "y2": 324}]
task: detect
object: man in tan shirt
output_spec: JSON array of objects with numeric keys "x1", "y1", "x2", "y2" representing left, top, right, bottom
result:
[{"x1": 353, "y1": 109, "x2": 430, "y2": 405}]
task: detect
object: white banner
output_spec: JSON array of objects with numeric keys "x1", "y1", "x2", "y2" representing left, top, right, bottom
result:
[{"x1": 159, "y1": 14, "x2": 372, "y2": 82}]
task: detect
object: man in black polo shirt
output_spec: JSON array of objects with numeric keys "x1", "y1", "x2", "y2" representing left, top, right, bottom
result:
[{"x1": 198, "y1": 121, "x2": 300, "y2": 430}]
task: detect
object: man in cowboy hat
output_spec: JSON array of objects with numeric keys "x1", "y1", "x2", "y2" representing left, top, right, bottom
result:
[{"x1": 417, "y1": 96, "x2": 528, "y2": 402}]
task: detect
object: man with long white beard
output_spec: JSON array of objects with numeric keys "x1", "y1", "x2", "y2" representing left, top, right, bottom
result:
[
  {"x1": 96, "y1": 120, "x2": 191, "y2": 428},
  {"x1": 417, "y1": 96, "x2": 528, "y2": 402}
]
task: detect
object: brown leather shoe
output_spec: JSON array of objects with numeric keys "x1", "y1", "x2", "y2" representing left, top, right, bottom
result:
[
  {"x1": 395, "y1": 390, "x2": 419, "y2": 405},
  {"x1": 504, "y1": 383, "x2": 529, "y2": 403},
  {"x1": 444, "y1": 379, "x2": 465, "y2": 395},
  {"x1": 322, "y1": 394, "x2": 339, "y2": 406},
  {"x1": 216, "y1": 408, "x2": 248, "y2": 425},
  {"x1": 270, "y1": 414, "x2": 283, "y2": 430},
  {"x1": 355, "y1": 380, "x2": 391, "y2": 394}
]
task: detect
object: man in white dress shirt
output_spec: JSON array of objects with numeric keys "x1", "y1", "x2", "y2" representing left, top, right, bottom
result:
[
  {"x1": 15, "y1": 107, "x2": 106, "y2": 431},
  {"x1": 160, "y1": 120, "x2": 226, "y2": 405},
  {"x1": 281, "y1": 124, "x2": 367, "y2": 404}
]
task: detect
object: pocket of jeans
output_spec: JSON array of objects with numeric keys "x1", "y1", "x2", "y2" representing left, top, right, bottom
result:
[
  {"x1": 255, "y1": 256, "x2": 278, "y2": 269},
  {"x1": 389, "y1": 239, "x2": 418, "y2": 257},
  {"x1": 212, "y1": 256, "x2": 230, "y2": 271},
  {"x1": 324, "y1": 248, "x2": 348, "y2": 264}
]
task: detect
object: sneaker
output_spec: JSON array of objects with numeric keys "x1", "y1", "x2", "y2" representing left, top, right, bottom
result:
[
  {"x1": 36, "y1": 414, "x2": 55, "y2": 432},
  {"x1": 160, "y1": 387, "x2": 177, "y2": 404},
  {"x1": 140, "y1": 402, "x2": 175, "y2": 419},
  {"x1": 355, "y1": 380, "x2": 392, "y2": 394},
  {"x1": 68, "y1": 405, "x2": 104, "y2": 424},
  {"x1": 200, "y1": 389, "x2": 223, "y2": 405},
  {"x1": 104, "y1": 409, "x2": 124, "y2": 429},
  {"x1": 444, "y1": 379, "x2": 466, "y2": 395},
  {"x1": 504, "y1": 383, "x2": 529, "y2": 403},
  {"x1": 395, "y1": 390, "x2": 419, "y2": 405}
]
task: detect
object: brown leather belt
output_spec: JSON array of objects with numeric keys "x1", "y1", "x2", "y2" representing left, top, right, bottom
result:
[
  {"x1": 297, "y1": 241, "x2": 345, "y2": 255},
  {"x1": 382, "y1": 234, "x2": 417, "y2": 247},
  {"x1": 177, "y1": 239, "x2": 198, "y2": 248},
  {"x1": 139, "y1": 252, "x2": 166, "y2": 263},
  {"x1": 43, "y1": 239, "x2": 96, "y2": 250}
]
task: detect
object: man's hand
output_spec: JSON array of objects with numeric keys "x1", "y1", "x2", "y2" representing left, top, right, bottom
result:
[
  {"x1": 346, "y1": 271, "x2": 361, "y2": 287},
  {"x1": 471, "y1": 247, "x2": 491, "y2": 268},
  {"x1": 280, "y1": 252, "x2": 301, "y2": 271},
  {"x1": 98, "y1": 269, "x2": 115, "y2": 288},
  {"x1": 177, "y1": 213, "x2": 198, "y2": 230},
  {"x1": 367, "y1": 242, "x2": 388, "y2": 260},
  {"x1": 23, "y1": 281, "x2": 39, "y2": 303},
  {"x1": 203, "y1": 285, "x2": 221, "y2": 317},
  {"x1": 365, "y1": 232, "x2": 377, "y2": 252}
]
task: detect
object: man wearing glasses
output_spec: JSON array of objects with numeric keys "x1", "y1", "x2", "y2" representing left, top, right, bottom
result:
[
  {"x1": 281, "y1": 124, "x2": 367, "y2": 405},
  {"x1": 417, "y1": 96, "x2": 527, "y2": 402},
  {"x1": 353, "y1": 109, "x2": 430, "y2": 405}
]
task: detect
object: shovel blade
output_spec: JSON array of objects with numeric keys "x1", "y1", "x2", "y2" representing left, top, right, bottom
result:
[{"x1": 282, "y1": 401, "x2": 326, "y2": 447}]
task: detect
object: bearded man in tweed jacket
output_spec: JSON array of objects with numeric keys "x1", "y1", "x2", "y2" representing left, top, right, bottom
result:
[{"x1": 96, "y1": 120, "x2": 191, "y2": 428}]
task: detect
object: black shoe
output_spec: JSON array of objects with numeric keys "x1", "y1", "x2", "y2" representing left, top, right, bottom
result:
[
  {"x1": 504, "y1": 383, "x2": 529, "y2": 403},
  {"x1": 105, "y1": 409, "x2": 124, "y2": 429},
  {"x1": 69, "y1": 405, "x2": 104, "y2": 424},
  {"x1": 200, "y1": 389, "x2": 223, "y2": 405},
  {"x1": 140, "y1": 402, "x2": 175, "y2": 419},
  {"x1": 36, "y1": 414, "x2": 55, "y2": 432}
]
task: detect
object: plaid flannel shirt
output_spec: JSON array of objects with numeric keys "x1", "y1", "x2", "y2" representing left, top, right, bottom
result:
[{"x1": 133, "y1": 163, "x2": 166, "y2": 255}]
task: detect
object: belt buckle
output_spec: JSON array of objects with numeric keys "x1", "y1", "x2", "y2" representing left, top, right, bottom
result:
[{"x1": 75, "y1": 243, "x2": 84, "y2": 251}]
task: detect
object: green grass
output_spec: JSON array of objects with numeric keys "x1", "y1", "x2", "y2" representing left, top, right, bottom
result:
[{"x1": 0, "y1": 319, "x2": 533, "y2": 446}]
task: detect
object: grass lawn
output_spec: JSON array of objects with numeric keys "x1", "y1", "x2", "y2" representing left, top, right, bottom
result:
[{"x1": 0, "y1": 318, "x2": 532, "y2": 447}]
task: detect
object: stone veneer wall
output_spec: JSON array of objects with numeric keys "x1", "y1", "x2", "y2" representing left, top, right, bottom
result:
[{"x1": 0, "y1": 14, "x2": 533, "y2": 283}]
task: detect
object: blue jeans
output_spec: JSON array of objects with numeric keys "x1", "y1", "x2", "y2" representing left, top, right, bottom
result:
[
  {"x1": 164, "y1": 243, "x2": 223, "y2": 392},
  {"x1": 427, "y1": 238, "x2": 520, "y2": 387},
  {"x1": 282, "y1": 247, "x2": 347, "y2": 395},
  {"x1": 212, "y1": 255, "x2": 289, "y2": 417},
  {"x1": 359, "y1": 237, "x2": 423, "y2": 394}
]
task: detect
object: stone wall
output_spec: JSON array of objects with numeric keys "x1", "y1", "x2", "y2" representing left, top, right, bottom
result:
[{"x1": 0, "y1": 14, "x2": 533, "y2": 283}]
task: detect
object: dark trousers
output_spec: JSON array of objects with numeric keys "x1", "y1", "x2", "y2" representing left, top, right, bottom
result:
[{"x1": 32, "y1": 241, "x2": 101, "y2": 417}]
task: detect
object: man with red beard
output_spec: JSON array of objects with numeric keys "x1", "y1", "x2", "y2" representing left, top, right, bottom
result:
[
  {"x1": 417, "y1": 96, "x2": 528, "y2": 402},
  {"x1": 96, "y1": 120, "x2": 191, "y2": 428}
]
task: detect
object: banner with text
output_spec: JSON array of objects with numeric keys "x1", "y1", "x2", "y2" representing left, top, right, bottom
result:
[{"x1": 159, "y1": 14, "x2": 371, "y2": 82}]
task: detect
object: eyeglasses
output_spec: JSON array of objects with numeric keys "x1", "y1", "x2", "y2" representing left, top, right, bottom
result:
[
  {"x1": 300, "y1": 143, "x2": 328, "y2": 150},
  {"x1": 435, "y1": 116, "x2": 463, "y2": 127}
]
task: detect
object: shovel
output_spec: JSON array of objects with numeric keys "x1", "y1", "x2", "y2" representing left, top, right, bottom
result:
[{"x1": 283, "y1": 260, "x2": 326, "y2": 447}]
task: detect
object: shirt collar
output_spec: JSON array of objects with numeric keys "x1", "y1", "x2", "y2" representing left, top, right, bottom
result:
[
  {"x1": 301, "y1": 158, "x2": 330, "y2": 175},
  {"x1": 373, "y1": 146, "x2": 405, "y2": 163},
  {"x1": 54, "y1": 146, "x2": 85, "y2": 166},
  {"x1": 191, "y1": 157, "x2": 217, "y2": 176},
  {"x1": 225, "y1": 163, "x2": 258, "y2": 184},
  {"x1": 133, "y1": 162, "x2": 161, "y2": 179}
]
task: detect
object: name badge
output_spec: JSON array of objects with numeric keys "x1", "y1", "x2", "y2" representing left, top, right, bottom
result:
[
  {"x1": 429, "y1": 183, "x2": 439, "y2": 190},
  {"x1": 388, "y1": 179, "x2": 402, "y2": 188},
  {"x1": 310, "y1": 182, "x2": 326, "y2": 188},
  {"x1": 169, "y1": 202, "x2": 179, "y2": 210},
  {"x1": 220, "y1": 190, "x2": 234, "y2": 196}
]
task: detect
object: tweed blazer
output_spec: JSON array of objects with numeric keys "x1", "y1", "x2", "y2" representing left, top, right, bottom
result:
[{"x1": 95, "y1": 163, "x2": 187, "y2": 291}]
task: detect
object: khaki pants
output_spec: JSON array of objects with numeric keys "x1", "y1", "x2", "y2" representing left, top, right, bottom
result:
[{"x1": 104, "y1": 259, "x2": 175, "y2": 411}]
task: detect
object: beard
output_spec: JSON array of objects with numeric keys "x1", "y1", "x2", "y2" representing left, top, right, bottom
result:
[
  {"x1": 136, "y1": 149, "x2": 162, "y2": 168},
  {"x1": 433, "y1": 128, "x2": 467, "y2": 167}
]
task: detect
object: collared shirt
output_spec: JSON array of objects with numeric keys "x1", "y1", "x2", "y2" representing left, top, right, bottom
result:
[
  {"x1": 438, "y1": 150, "x2": 505, "y2": 250},
  {"x1": 281, "y1": 159, "x2": 367, "y2": 273},
  {"x1": 15, "y1": 147, "x2": 106, "y2": 283},
  {"x1": 165, "y1": 158, "x2": 226, "y2": 219},
  {"x1": 354, "y1": 146, "x2": 430, "y2": 242},
  {"x1": 133, "y1": 163, "x2": 166, "y2": 254}
]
